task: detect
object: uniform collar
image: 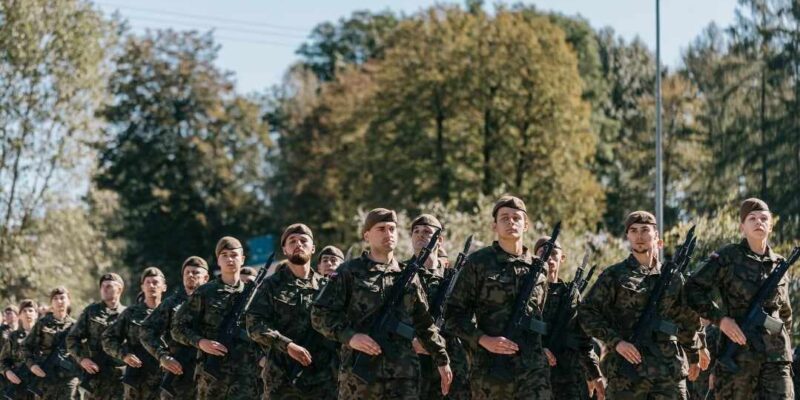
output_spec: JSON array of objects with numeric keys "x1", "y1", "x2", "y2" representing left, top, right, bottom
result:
[
  {"x1": 625, "y1": 254, "x2": 661, "y2": 275},
  {"x1": 492, "y1": 241, "x2": 533, "y2": 264},
  {"x1": 361, "y1": 252, "x2": 402, "y2": 273},
  {"x1": 737, "y1": 239, "x2": 782, "y2": 263},
  {"x1": 279, "y1": 263, "x2": 322, "y2": 290}
]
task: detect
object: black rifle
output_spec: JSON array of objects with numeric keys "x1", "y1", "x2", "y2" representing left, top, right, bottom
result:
[
  {"x1": 489, "y1": 222, "x2": 561, "y2": 380},
  {"x1": 579, "y1": 265, "x2": 597, "y2": 295},
  {"x1": 351, "y1": 229, "x2": 443, "y2": 384},
  {"x1": 545, "y1": 251, "x2": 590, "y2": 354},
  {"x1": 283, "y1": 322, "x2": 330, "y2": 388},
  {"x1": 121, "y1": 341, "x2": 157, "y2": 389},
  {"x1": 78, "y1": 350, "x2": 115, "y2": 396},
  {"x1": 203, "y1": 253, "x2": 274, "y2": 381},
  {"x1": 158, "y1": 344, "x2": 195, "y2": 398},
  {"x1": 717, "y1": 246, "x2": 800, "y2": 373},
  {"x1": 27, "y1": 329, "x2": 76, "y2": 397},
  {"x1": 620, "y1": 225, "x2": 697, "y2": 380}
]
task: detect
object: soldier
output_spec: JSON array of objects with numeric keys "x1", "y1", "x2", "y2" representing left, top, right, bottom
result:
[
  {"x1": 67, "y1": 273, "x2": 127, "y2": 400},
  {"x1": 139, "y1": 256, "x2": 210, "y2": 400},
  {"x1": 535, "y1": 236, "x2": 604, "y2": 400},
  {"x1": 685, "y1": 198, "x2": 793, "y2": 399},
  {"x1": 24, "y1": 287, "x2": 80, "y2": 399},
  {"x1": 406, "y1": 214, "x2": 470, "y2": 400},
  {"x1": 102, "y1": 267, "x2": 168, "y2": 400},
  {"x1": 444, "y1": 196, "x2": 551, "y2": 399},
  {"x1": 241, "y1": 267, "x2": 258, "y2": 284},
  {"x1": 1, "y1": 299, "x2": 38, "y2": 400},
  {"x1": 688, "y1": 319, "x2": 718, "y2": 400},
  {"x1": 311, "y1": 208, "x2": 452, "y2": 399},
  {"x1": 1, "y1": 305, "x2": 19, "y2": 349},
  {"x1": 579, "y1": 211, "x2": 701, "y2": 399},
  {"x1": 246, "y1": 223, "x2": 338, "y2": 399},
  {"x1": 316, "y1": 246, "x2": 344, "y2": 278},
  {"x1": 171, "y1": 236, "x2": 262, "y2": 400}
]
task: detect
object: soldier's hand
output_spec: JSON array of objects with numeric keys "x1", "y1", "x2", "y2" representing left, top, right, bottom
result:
[
  {"x1": 160, "y1": 355, "x2": 183, "y2": 375},
  {"x1": 709, "y1": 373, "x2": 715, "y2": 390},
  {"x1": 437, "y1": 364, "x2": 453, "y2": 396},
  {"x1": 688, "y1": 363, "x2": 701, "y2": 381},
  {"x1": 79, "y1": 358, "x2": 100, "y2": 374},
  {"x1": 720, "y1": 317, "x2": 746, "y2": 345},
  {"x1": 30, "y1": 364, "x2": 46, "y2": 378},
  {"x1": 123, "y1": 353, "x2": 143, "y2": 368},
  {"x1": 198, "y1": 339, "x2": 228, "y2": 356},
  {"x1": 4, "y1": 370, "x2": 21, "y2": 384},
  {"x1": 287, "y1": 342, "x2": 313, "y2": 366},
  {"x1": 698, "y1": 348, "x2": 711, "y2": 370},
  {"x1": 259, "y1": 356, "x2": 267, "y2": 368},
  {"x1": 348, "y1": 333, "x2": 382, "y2": 356},
  {"x1": 543, "y1": 348, "x2": 557, "y2": 366},
  {"x1": 615, "y1": 340, "x2": 642, "y2": 364},
  {"x1": 478, "y1": 335, "x2": 519, "y2": 355},
  {"x1": 587, "y1": 377, "x2": 606, "y2": 400},
  {"x1": 412, "y1": 337, "x2": 429, "y2": 355}
]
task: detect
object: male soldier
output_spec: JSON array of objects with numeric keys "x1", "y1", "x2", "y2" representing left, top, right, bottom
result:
[
  {"x1": 1, "y1": 299, "x2": 38, "y2": 400},
  {"x1": 246, "y1": 223, "x2": 337, "y2": 399},
  {"x1": 688, "y1": 319, "x2": 717, "y2": 400},
  {"x1": 444, "y1": 196, "x2": 551, "y2": 399},
  {"x1": 139, "y1": 256, "x2": 209, "y2": 400},
  {"x1": 535, "y1": 237, "x2": 604, "y2": 400},
  {"x1": 686, "y1": 198, "x2": 793, "y2": 399},
  {"x1": 579, "y1": 211, "x2": 701, "y2": 399},
  {"x1": 102, "y1": 267, "x2": 168, "y2": 400},
  {"x1": 172, "y1": 236, "x2": 261, "y2": 399},
  {"x1": 1, "y1": 305, "x2": 19, "y2": 349},
  {"x1": 316, "y1": 246, "x2": 344, "y2": 278},
  {"x1": 67, "y1": 273, "x2": 127, "y2": 399},
  {"x1": 24, "y1": 287, "x2": 80, "y2": 399},
  {"x1": 406, "y1": 214, "x2": 470, "y2": 400},
  {"x1": 311, "y1": 208, "x2": 452, "y2": 399}
]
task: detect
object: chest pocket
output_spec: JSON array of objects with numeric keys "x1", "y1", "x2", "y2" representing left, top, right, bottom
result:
[
  {"x1": 206, "y1": 297, "x2": 231, "y2": 326},
  {"x1": 352, "y1": 279, "x2": 382, "y2": 316},
  {"x1": 616, "y1": 275, "x2": 649, "y2": 311},
  {"x1": 482, "y1": 271, "x2": 516, "y2": 307}
]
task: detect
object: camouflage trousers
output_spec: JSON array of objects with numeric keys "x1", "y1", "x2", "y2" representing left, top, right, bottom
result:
[
  {"x1": 158, "y1": 371, "x2": 198, "y2": 400},
  {"x1": 419, "y1": 337, "x2": 471, "y2": 400},
  {"x1": 196, "y1": 370, "x2": 261, "y2": 400},
  {"x1": 470, "y1": 363, "x2": 551, "y2": 400},
  {"x1": 338, "y1": 370, "x2": 419, "y2": 399},
  {"x1": 714, "y1": 358, "x2": 793, "y2": 400},
  {"x1": 686, "y1": 372, "x2": 712, "y2": 400},
  {"x1": 264, "y1": 382, "x2": 337, "y2": 400},
  {"x1": 606, "y1": 374, "x2": 687, "y2": 400},
  {"x1": 81, "y1": 367, "x2": 124, "y2": 400},
  {"x1": 550, "y1": 365, "x2": 589, "y2": 400},
  {"x1": 40, "y1": 377, "x2": 80, "y2": 400},
  {"x1": 122, "y1": 368, "x2": 162, "y2": 400}
]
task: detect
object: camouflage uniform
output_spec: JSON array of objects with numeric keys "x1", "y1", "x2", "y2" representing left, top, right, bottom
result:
[
  {"x1": 688, "y1": 324, "x2": 718, "y2": 400},
  {"x1": 171, "y1": 278, "x2": 261, "y2": 400},
  {"x1": 66, "y1": 302, "x2": 127, "y2": 400},
  {"x1": 542, "y1": 280, "x2": 602, "y2": 400},
  {"x1": 414, "y1": 262, "x2": 471, "y2": 400},
  {"x1": 101, "y1": 301, "x2": 160, "y2": 400},
  {"x1": 686, "y1": 240, "x2": 794, "y2": 400},
  {"x1": 444, "y1": 242, "x2": 551, "y2": 400},
  {"x1": 139, "y1": 289, "x2": 197, "y2": 400},
  {"x1": 245, "y1": 265, "x2": 337, "y2": 400},
  {"x1": 310, "y1": 253, "x2": 450, "y2": 400},
  {"x1": 23, "y1": 313, "x2": 80, "y2": 400},
  {"x1": 1, "y1": 327, "x2": 36, "y2": 400},
  {"x1": 579, "y1": 255, "x2": 700, "y2": 400}
]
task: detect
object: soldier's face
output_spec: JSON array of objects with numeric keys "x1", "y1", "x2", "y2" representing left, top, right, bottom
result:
[
  {"x1": 183, "y1": 266, "x2": 209, "y2": 290},
  {"x1": 217, "y1": 248, "x2": 245, "y2": 275},
  {"x1": 100, "y1": 281, "x2": 123, "y2": 303},
  {"x1": 318, "y1": 255, "x2": 342, "y2": 276},
  {"x1": 537, "y1": 246, "x2": 565, "y2": 282},
  {"x1": 626, "y1": 224, "x2": 661, "y2": 254},
  {"x1": 141, "y1": 276, "x2": 166, "y2": 299},
  {"x1": 364, "y1": 222, "x2": 397, "y2": 253},
  {"x1": 492, "y1": 208, "x2": 528, "y2": 240},
  {"x1": 19, "y1": 307, "x2": 37, "y2": 329},
  {"x1": 411, "y1": 225, "x2": 441, "y2": 254},
  {"x1": 741, "y1": 211, "x2": 772, "y2": 240},
  {"x1": 3, "y1": 309, "x2": 17, "y2": 325},
  {"x1": 283, "y1": 234, "x2": 315, "y2": 265},
  {"x1": 50, "y1": 294, "x2": 70, "y2": 314}
]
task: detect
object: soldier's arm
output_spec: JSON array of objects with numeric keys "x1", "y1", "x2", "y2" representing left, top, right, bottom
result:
[
  {"x1": 246, "y1": 285, "x2": 292, "y2": 353},
  {"x1": 0, "y1": 335, "x2": 14, "y2": 374},
  {"x1": 22, "y1": 321, "x2": 43, "y2": 367},
  {"x1": 573, "y1": 293, "x2": 602, "y2": 380},
  {"x1": 101, "y1": 308, "x2": 131, "y2": 362},
  {"x1": 311, "y1": 271, "x2": 355, "y2": 344},
  {"x1": 685, "y1": 254, "x2": 726, "y2": 323},
  {"x1": 779, "y1": 277, "x2": 792, "y2": 336},
  {"x1": 673, "y1": 280, "x2": 702, "y2": 364},
  {"x1": 443, "y1": 258, "x2": 483, "y2": 349},
  {"x1": 171, "y1": 290, "x2": 205, "y2": 348},
  {"x1": 578, "y1": 270, "x2": 625, "y2": 349},
  {"x1": 66, "y1": 308, "x2": 90, "y2": 363},
  {"x1": 139, "y1": 298, "x2": 172, "y2": 360},
  {"x1": 410, "y1": 276, "x2": 449, "y2": 367}
]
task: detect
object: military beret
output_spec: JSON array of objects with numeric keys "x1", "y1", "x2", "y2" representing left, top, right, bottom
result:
[
  {"x1": 363, "y1": 208, "x2": 398, "y2": 234},
  {"x1": 533, "y1": 236, "x2": 563, "y2": 255},
  {"x1": 215, "y1": 236, "x2": 243, "y2": 258},
  {"x1": 99, "y1": 272, "x2": 125, "y2": 288},
  {"x1": 281, "y1": 223, "x2": 314, "y2": 247},
  {"x1": 49, "y1": 286, "x2": 69, "y2": 300},
  {"x1": 140, "y1": 266, "x2": 165, "y2": 284},
  {"x1": 318, "y1": 245, "x2": 344, "y2": 261},
  {"x1": 492, "y1": 195, "x2": 527, "y2": 219},
  {"x1": 3, "y1": 304, "x2": 18, "y2": 314},
  {"x1": 240, "y1": 266, "x2": 257, "y2": 277},
  {"x1": 624, "y1": 211, "x2": 657, "y2": 232},
  {"x1": 182, "y1": 256, "x2": 208, "y2": 271},
  {"x1": 411, "y1": 214, "x2": 443, "y2": 232},
  {"x1": 18, "y1": 299, "x2": 37, "y2": 311},
  {"x1": 739, "y1": 198, "x2": 770, "y2": 223}
]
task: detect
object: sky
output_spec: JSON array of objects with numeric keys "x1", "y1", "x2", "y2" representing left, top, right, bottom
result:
[{"x1": 95, "y1": 0, "x2": 740, "y2": 95}]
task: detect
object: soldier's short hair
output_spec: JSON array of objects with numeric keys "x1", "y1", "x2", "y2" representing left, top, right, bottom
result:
[
  {"x1": 362, "y1": 208, "x2": 398, "y2": 234},
  {"x1": 624, "y1": 211, "x2": 657, "y2": 232},
  {"x1": 18, "y1": 299, "x2": 37, "y2": 311},
  {"x1": 99, "y1": 273, "x2": 124, "y2": 288},
  {"x1": 739, "y1": 198, "x2": 770, "y2": 223},
  {"x1": 49, "y1": 286, "x2": 69, "y2": 300},
  {"x1": 140, "y1": 266, "x2": 165, "y2": 284},
  {"x1": 281, "y1": 223, "x2": 314, "y2": 247},
  {"x1": 215, "y1": 236, "x2": 243, "y2": 258},
  {"x1": 492, "y1": 196, "x2": 527, "y2": 220},
  {"x1": 182, "y1": 256, "x2": 208, "y2": 272}
]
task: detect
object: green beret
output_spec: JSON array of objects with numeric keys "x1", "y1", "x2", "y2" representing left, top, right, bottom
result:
[
  {"x1": 492, "y1": 196, "x2": 527, "y2": 219},
  {"x1": 318, "y1": 245, "x2": 344, "y2": 261},
  {"x1": 99, "y1": 272, "x2": 125, "y2": 288},
  {"x1": 182, "y1": 256, "x2": 208, "y2": 271},
  {"x1": 533, "y1": 236, "x2": 563, "y2": 255},
  {"x1": 363, "y1": 208, "x2": 398, "y2": 234},
  {"x1": 140, "y1": 267, "x2": 165, "y2": 285},
  {"x1": 624, "y1": 211, "x2": 657, "y2": 232},
  {"x1": 411, "y1": 214, "x2": 443, "y2": 232},
  {"x1": 739, "y1": 198, "x2": 770, "y2": 223},
  {"x1": 215, "y1": 236, "x2": 243, "y2": 258},
  {"x1": 281, "y1": 223, "x2": 314, "y2": 247}
]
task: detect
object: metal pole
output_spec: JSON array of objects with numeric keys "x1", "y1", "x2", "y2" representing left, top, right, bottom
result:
[{"x1": 655, "y1": 0, "x2": 664, "y2": 241}]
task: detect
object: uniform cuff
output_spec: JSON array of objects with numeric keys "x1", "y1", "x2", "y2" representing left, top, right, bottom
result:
[
  {"x1": 337, "y1": 328, "x2": 357, "y2": 346},
  {"x1": 276, "y1": 334, "x2": 293, "y2": 353}
]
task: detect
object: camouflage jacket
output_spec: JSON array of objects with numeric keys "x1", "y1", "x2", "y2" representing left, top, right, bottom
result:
[
  {"x1": 310, "y1": 252, "x2": 449, "y2": 379},
  {"x1": 246, "y1": 265, "x2": 336, "y2": 388},
  {"x1": 0, "y1": 324, "x2": 14, "y2": 355},
  {"x1": 22, "y1": 314, "x2": 78, "y2": 377},
  {"x1": 171, "y1": 278, "x2": 260, "y2": 378},
  {"x1": 101, "y1": 301, "x2": 159, "y2": 373},
  {"x1": 686, "y1": 240, "x2": 792, "y2": 362},
  {"x1": 139, "y1": 288, "x2": 190, "y2": 361},
  {"x1": 579, "y1": 255, "x2": 700, "y2": 379},
  {"x1": 0, "y1": 327, "x2": 29, "y2": 374},
  {"x1": 66, "y1": 301, "x2": 126, "y2": 367},
  {"x1": 542, "y1": 280, "x2": 602, "y2": 380},
  {"x1": 444, "y1": 242, "x2": 549, "y2": 372}
]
